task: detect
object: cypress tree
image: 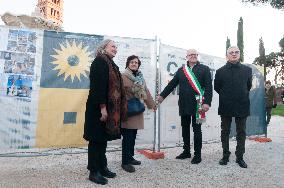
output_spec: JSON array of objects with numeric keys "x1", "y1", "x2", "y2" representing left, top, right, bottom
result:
[
  {"x1": 237, "y1": 17, "x2": 244, "y2": 62},
  {"x1": 226, "y1": 36, "x2": 231, "y2": 55},
  {"x1": 259, "y1": 37, "x2": 266, "y2": 82}
]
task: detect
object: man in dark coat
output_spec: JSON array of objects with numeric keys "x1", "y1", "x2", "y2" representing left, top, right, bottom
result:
[
  {"x1": 157, "y1": 49, "x2": 212, "y2": 164},
  {"x1": 265, "y1": 80, "x2": 277, "y2": 125},
  {"x1": 214, "y1": 46, "x2": 252, "y2": 168}
]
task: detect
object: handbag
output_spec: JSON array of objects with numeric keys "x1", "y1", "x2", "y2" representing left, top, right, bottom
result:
[{"x1": 127, "y1": 98, "x2": 145, "y2": 117}]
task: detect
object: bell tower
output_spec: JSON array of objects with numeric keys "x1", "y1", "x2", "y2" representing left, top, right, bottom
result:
[{"x1": 36, "y1": 0, "x2": 64, "y2": 27}]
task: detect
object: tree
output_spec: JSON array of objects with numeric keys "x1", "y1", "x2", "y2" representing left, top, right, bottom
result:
[
  {"x1": 241, "y1": 0, "x2": 284, "y2": 10},
  {"x1": 254, "y1": 36, "x2": 284, "y2": 85},
  {"x1": 258, "y1": 37, "x2": 267, "y2": 81},
  {"x1": 226, "y1": 36, "x2": 231, "y2": 55},
  {"x1": 237, "y1": 17, "x2": 244, "y2": 62}
]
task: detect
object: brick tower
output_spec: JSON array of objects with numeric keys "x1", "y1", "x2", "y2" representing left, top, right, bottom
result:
[{"x1": 36, "y1": 0, "x2": 64, "y2": 27}]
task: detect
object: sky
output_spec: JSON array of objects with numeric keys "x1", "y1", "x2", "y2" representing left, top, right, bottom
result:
[{"x1": 0, "y1": 0, "x2": 284, "y2": 64}]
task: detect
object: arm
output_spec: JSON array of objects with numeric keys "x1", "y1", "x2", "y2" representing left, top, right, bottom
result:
[
  {"x1": 214, "y1": 70, "x2": 221, "y2": 94},
  {"x1": 159, "y1": 71, "x2": 179, "y2": 99},
  {"x1": 247, "y1": 67, "x2": 252, "y2": 91},
  {"x1": 203, "y1": 66, "x2": 213, "y2": 106},
  {"x1": 144, "y1": 86, "x2": 156, "y2": 110},
  {"x1": 90, "y1": 58, "x2": 108, "y2": 105}
]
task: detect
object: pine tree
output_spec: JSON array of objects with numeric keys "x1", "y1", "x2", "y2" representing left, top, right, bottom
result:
[{"x1": 237, "y1": 17, "x2": 244, "y2": 62}]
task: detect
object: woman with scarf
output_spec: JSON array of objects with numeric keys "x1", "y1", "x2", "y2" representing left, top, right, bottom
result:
[
  {"x1": 84, "y1": 39, "x2": 127, "y2": 185},
  {"x1": 121, "y1": 55, "x2": 156, "y2": 173}
]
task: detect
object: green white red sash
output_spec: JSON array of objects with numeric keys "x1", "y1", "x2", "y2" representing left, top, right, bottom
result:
[{"x1": 182, "y1": 65, "x2": 206, "y2": 123}]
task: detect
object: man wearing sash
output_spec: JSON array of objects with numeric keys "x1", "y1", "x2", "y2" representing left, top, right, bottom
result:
[
  {"x1": 214, "y1": 46, "x2": 252, "y2": 168},
  {"x1": 157, "y1": 49, "x2": 212, "y2": 164}
]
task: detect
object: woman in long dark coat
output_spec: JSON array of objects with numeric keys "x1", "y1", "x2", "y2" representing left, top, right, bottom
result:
[{"x1": 84, "y1": 39, "x2": 127, "y2": 185}]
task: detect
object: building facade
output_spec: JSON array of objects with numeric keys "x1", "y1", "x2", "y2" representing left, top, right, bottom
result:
[{"x1": 36, "y1": 0, "x2": 63, "y2": 27}]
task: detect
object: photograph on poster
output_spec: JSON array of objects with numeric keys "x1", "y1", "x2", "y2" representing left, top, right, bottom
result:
[
  {"x1": 0, "y1": 51, "x2": 11, "y2": 60},
  {"x1": 17, "y1": 44, "x2": 27, "y2": 53},
  {"x1": 18, "y1": 30, "x2": 28, "y2": 44},
  {"x1": 4, "y1": 53, "x2": 35, "y2": 75},
  {"x1": 6, "y1": 74, "x2": 33, "y2": 98},
  {"x1": 27, "y1": 43, "x2": 36, "y2": 53},
  {"x1": 8, "y1": 30, "x2": 18, "y2": 41},
  {"x1": 28, "y1": 32, "x2": 36, "y2": 44},
  {"x1": 7, "y1": 41, "x2": 17, "y2": 51}
]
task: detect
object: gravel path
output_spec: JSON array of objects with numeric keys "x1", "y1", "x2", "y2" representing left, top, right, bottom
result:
[{"x1": 0, "y1": 116, "x2": 283, "y2": 188}]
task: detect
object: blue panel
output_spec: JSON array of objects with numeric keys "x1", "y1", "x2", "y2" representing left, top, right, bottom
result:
[
  {"x1": 63, "y1": 112, "x2": 77, "y2": 124},
  {"x1": 41, "y1": 30, "x2": 104, "y2": 89}
]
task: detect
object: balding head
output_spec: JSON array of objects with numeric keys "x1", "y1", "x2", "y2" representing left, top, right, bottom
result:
[{"x1": 186, "y1": 49, "x2": 199, "y2": 65}]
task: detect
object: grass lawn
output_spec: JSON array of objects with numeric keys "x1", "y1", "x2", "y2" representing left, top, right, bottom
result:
[{"x1": 272, "y1": 104, "x2": 284, "y2": 116}]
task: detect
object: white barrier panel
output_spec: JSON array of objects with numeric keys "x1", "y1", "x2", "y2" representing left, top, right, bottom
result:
[
  {"x1": 158, "y1": 44, "x2": 226, "y2": 147},
  {"x1": 0, "y1": 25, "x2": 157, "y2": 148},
  {"x1": 106, "y1": 36, "x2": 157, "y2": 144},
  {"x1": 0, "y1": 26, "x2": 44, "y2": 149}
]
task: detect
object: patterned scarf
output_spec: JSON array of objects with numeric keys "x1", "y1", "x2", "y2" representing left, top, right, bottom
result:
[
  {"x1": 123, "y1": 67, "x2": 147, "y2": 100},
  {"x1": 99, "y1": 54, "x2": 127, "y2": 135}
]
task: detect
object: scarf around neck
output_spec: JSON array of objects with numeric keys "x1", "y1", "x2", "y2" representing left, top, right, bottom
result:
[
  {"x1": 123, "y1": 67, "x2": 147, "y2": 100},
  {"x1": 98, "y1": 54, "x2": 127, "y2": 135}
]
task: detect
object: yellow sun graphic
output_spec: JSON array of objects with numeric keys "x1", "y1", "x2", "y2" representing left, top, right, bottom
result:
[{"x1": 51, "y1": 40, "x2": 93, "y2": 82}]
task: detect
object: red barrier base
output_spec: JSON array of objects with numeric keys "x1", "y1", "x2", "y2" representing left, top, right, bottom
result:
[
  {"x1": 248, "y1": 136, "x2": 272, "y2": 142},
  {"x1": 137, "y1": 150, "x2": 165, "y2": 160}
]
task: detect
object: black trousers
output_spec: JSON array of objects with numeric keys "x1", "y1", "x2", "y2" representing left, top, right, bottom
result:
[
  {"x1": 121, "y1": 128, "x2": 137, "y2": 165},
  {"x1": 181, "y1": 115, "x2": 202, "y2": 156},
  {"x1": 87, "y1": 141, "x2": 107, "y2": 172},
  {"x1": 221, "y1": 116, "x2": 247, "y2": 158},
  {"x1": 266, "y1": 107, "x2": 272, "y2": 124}
]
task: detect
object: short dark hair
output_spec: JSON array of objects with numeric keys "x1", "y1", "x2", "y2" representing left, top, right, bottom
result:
[
  {"x1": 125, "y1": 55, "x2": 141, "y2": 69},
  {"x1": 266, "y1": 80, "x2": 271, "y2": 84}
]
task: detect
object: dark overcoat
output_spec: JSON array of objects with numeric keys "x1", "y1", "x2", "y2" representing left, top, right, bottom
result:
[
  {"x1": 160, "y1": 62, "x2": 213, "y2": 116},
  {"x1": 83, "y1": 56, "x2": 121, "y2": 142},
  {"x1": 265, "y1": 86, "x2": 277, "y2": 108},
  {"x1": 214, "y1": 62, "x2": 252, "y2": 117}
]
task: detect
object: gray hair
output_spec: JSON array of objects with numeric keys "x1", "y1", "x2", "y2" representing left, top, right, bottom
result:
[
  {"x1": 95, "y1": 39, "x2": 113, "y2": 57},
  {"x1": 226, "y1": 46, "x2": 240, "y2": 55}
]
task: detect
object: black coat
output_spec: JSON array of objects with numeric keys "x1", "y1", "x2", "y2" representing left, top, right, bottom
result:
[
  {"x1": 160, "y1": 62, "x2": 213, "y2": 116},
  {"x1": 214, "y1": 62, "x2": 252, "y2": 117},
  {"x1": 83, "y1": 56, "x2": 121, "y2": 142}
]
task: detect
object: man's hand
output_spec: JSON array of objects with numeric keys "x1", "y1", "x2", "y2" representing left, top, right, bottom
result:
[
  {"x1": 202, "y1": 104, "x2": 210, "y2": 112},
  {"x1": 157, "y1": 95, "x2": 164, "y2": 104},
  {"x1": 100, "y1": 107, "x2": 108, "y2": 122}
]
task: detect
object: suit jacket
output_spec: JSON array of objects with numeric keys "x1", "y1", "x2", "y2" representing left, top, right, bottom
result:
[{"x1": 160, "y1": 62, "x2": 212, "y2": 116}]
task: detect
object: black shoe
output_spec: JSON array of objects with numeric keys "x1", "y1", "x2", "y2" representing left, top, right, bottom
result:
[
  {"x1": 121, "y1": 164, "x2": 135, "y2": 173},
  {"x1": 101, "y1": 167, "x2": 116, "y2": 178},
  {"x1": 130, "y1": 159, "x2": 141, "y2": 165},
  {"x1": 89, "y1": 171, "x2": 108, "y2": 185},
  {"x1": 191, "y1": 155, "x2": 202, "y2": 164},
  {"x1": 219, "y1": 157, "x2": 229, "y2": 165},
  {"x1": 176, "y1": 151, "x2": 191, "y2": 159},
  {"x1": 236, "y1": 158, "x2": 248, "y2": 168}
]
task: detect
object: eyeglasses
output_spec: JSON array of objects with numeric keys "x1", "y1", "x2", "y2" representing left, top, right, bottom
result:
[
  {"x1": 228, "y1": 51, "x2": 240, "y2": 55},
  {"x1": 187, "y1": 54, "x2": 198, "y2": 57}
]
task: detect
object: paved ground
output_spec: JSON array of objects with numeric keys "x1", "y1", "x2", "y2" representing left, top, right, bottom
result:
[{"x1": 0, "y1": 116, "x2": 283, "y2": 188}]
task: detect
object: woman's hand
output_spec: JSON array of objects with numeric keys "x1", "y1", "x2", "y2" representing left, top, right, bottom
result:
[
  {"x1": 152, "y1": 105, "x2": 157, "y2": 112},
  {"x1": 100, "y1": 107, "x2": 108, "y2": 122}
]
